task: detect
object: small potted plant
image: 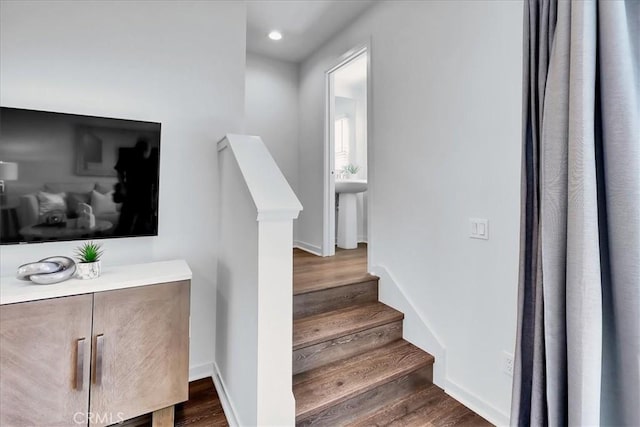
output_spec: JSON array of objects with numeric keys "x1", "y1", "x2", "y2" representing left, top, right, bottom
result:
[
  {"x1": 342, "y1": 164, "x2": 360, "y2": 178},
  {"x1": 74, "y1": 241, "x2": 103, "y2": 280}
]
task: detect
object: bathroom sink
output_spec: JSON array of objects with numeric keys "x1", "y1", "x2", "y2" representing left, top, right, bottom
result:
[
  {"x1": 335, "y1": 180, "x2": 367, "y2": 194},
  {"x1": 335, "y1": 180, "x2": 367, "y2": 249}
]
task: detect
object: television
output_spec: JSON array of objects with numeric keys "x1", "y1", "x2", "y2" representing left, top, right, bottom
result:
[{"x1": 0, "y1": 107, "x2": 161, "y2": 245}]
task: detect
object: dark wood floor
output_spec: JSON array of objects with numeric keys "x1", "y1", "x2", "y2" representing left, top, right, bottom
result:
[{"x1": 120, "y1": 377, "x2": 228, "y2": 427}]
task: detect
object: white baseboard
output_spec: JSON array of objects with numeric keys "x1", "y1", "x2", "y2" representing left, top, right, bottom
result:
[
  {"x1": 212, "y1": 361, "x2": 240, "y2": 427},
  {"x1": 445, "y1": 379, "x2": 510, "y2": 426},
  {"x1": 189, "y1": 362, "x2": 214, "y2": 382},
  {"x1": 371, "y1": 265, "x2": 509, "y2": 425},
  {"x1": 293, "y1": 240, "x2": 322, "y2": 256},
  {"x1": 371, "y1": 265, "x2": 446, "y2": 387}
]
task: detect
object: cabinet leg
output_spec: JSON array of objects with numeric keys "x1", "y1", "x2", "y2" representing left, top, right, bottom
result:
[{"x1": 152, "y1": 406, "x2": 174, "y2": 427}]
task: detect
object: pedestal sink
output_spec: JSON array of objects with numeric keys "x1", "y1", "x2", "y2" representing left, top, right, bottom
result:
[{"x1": 335, "y1": 179, "x2": 367, "y2": 249}]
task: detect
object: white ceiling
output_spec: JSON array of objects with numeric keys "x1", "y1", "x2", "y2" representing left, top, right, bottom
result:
[{"x1": 246, "y1": 0, "x2": 376, "y2": 63}]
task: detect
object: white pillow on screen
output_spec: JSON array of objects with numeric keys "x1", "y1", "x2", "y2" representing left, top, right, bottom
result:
[
  {"x1": 91, "y1": 190, "x2": 118, "y2": 215},
  {"x1": 37, "y1": 191, "x2": 66, "y2": 217}
]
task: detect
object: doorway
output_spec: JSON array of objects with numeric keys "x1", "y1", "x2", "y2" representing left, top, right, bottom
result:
[{"x1": 323, "y1": 47, "x2": 369, "y2": 257}]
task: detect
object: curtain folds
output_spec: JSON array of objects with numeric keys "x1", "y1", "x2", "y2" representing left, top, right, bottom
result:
[{"x1": 512, "y1": 1, "x2": 639, "y2": 426}]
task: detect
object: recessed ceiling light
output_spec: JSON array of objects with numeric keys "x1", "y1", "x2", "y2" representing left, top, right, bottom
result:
[{"x1": 268, "y1": 31, "x2": 283, "y2": 41}]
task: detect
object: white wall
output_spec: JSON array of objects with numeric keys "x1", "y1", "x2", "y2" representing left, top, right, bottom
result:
[
  {"x1": 245, "y1": 52, "x2": 300, "y2": 242},
  {"x1": 245, "y1": 53, "x2": 299, "y2": 194},
  {"x1": 297, "y1": 1, "x2": 522, "y2": 423},
  {"x1": 0, "y1": 0, "x2": 247, "y2": 378}
]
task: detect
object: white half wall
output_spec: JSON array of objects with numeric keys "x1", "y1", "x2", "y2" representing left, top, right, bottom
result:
[
  {"x1": 0, "y1": 0, "x2": 247, "y2": 377},
  {"x1": 216, "y1": 147, "x2": 259, "y2": 426},
  {"x1": 297, "y1": 1, "x2": 522, "y2": 424}
]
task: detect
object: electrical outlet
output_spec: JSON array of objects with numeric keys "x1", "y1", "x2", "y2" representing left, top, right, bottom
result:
[{"x1": 503, "y1": 351, "x2": 514, "y2": 376}]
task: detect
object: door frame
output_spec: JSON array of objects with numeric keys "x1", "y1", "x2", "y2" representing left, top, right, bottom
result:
[{"x1": 322, "y1": 43, "x2": 371, "y2": 258}]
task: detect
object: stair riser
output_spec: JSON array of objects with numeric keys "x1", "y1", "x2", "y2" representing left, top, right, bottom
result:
[
  {"x1": 293, "y1": 280, "x2": 378, "y2": 320},
  {"x1": 294, "y1": 322, "x2": 403, "y2": 375},
  {"x1": 296, "y1": 365, "x2": 433, "y2": 427}
]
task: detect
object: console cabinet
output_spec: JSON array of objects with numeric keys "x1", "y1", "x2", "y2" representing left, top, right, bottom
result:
[{"x1": 0, "y1": 279, "x2": 190, "y2": 427}]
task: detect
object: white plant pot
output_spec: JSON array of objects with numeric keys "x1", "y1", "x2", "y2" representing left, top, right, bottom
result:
[{"x1": 76, "y1": 261, "x2": 101, "y2": 280}]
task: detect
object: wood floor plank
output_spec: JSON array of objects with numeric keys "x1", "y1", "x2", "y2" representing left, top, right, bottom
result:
[
  {"x1": 438, "y1": 410, "x2": 493, "y2": 427},
  {"x1": 386, "y1": 389, "x2": 457, "y2": 427},
  {"x1": 387, "y1": 387, "x2": 493, "y2": 427},
  {"x1": 297, "y1": 366, "x2": 433, "y2": 427},
  {"x1": 295, "y1": 340, "x2": 406, "y2": 386},
  {"x1": 120, "y1": 378, "x2": 228, "y2": 427},
  {"x1": 294, "y1": 340, "x2": 434, "y2": 422},
  {"x1": 347, "y1": 384, "x2": 441, "y2": 427},
  {"x1": 175, "y1": 378, "x2": 228, "y2": 427},
  {"x1": 294, "y1": 321, "x2": 403, "y2": 375},
  {"x1": 294, "y1": 279, "x2": 378, "y2": 319},
  {"x1": 293, "y1": 302, "x2": 404, "y2": 350},
  {"x1": 294, "y1": 244, "x2": 370, "y2": 295},
  {"x1": 294, "y1": 271, "x2": 375, "y2": 295}
]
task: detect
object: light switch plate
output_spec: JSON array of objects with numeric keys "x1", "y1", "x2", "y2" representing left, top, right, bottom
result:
[{"x1": 469, "y1": 218, "x2": 489, "y2": 240}]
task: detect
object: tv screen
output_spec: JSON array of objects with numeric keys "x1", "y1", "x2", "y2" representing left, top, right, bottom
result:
[{"x1": 0, "y1": 107, "x2": 161, "y2": 245}]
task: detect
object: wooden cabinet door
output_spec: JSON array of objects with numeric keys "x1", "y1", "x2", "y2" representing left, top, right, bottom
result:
[
  {"x1": 0, "y1": 294, "x2": 93, "y2": 427},
  {"x1": 89, "y1": 281, "x2": 190, "y2": 426}
]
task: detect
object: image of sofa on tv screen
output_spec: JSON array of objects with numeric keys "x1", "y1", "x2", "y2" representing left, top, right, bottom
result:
[{"x1": 18, "y1": 182, "x2": 121, "y2": 237}]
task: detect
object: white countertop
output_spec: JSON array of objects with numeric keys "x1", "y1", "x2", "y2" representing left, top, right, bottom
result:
[{"x1": 0, "y1": 259, "x2": 192, "y2": 305}]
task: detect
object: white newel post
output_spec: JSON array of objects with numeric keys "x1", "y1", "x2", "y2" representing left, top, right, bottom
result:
[
  {"x1": 217, "y1": 134, "x2": 302, "y2": 427},
  {"x1": 257, "y1": 219, "x2": 295, "y2": 426}
]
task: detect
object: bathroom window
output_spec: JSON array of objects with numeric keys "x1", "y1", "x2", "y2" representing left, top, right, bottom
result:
[{"x1": 335, "y1": 117, "x2": 350, "y2": 172}]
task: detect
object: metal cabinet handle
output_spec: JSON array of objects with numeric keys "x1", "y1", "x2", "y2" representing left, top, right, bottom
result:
[
  {"x1": 95, "y1": 334, "x2": 104, "y2": 385},
  {"x1": 75, "y1": 338, "x2": 85, "y2": 390}
]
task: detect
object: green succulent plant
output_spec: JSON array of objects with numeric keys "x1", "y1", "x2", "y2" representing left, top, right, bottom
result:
[
  {"x1": 75, "y1": 241, "x2": 103, "y2": 263},
  {"x1": 342, "y1": 164, "x2": 360, "y2": 175}
]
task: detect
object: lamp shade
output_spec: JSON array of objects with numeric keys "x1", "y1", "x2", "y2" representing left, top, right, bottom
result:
[{"x1": 0, "y1": 162, "x2": 18, "y2": 180}]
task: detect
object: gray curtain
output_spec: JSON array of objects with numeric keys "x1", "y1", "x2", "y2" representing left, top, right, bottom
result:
[{"x1": 511, "y1": 0, "x2": 639, "y2": 426}]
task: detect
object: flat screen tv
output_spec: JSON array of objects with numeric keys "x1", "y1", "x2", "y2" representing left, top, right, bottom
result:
[{"x1": 0, "y1": 107, "x2": 161, "y2": 245}]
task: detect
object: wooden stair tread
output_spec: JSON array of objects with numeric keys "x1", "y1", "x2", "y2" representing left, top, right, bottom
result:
[
  {"x1": 346, "y1": 383, "x2": 441, "y2": 427},
  {"x1": 294, "y1": 280, "x2": 378, "y2": 320},
  {"x1": 385, "y1": 389, "x2": 461, "y2": 427},
  {"x1": 293, "y1": 340, "x2": 434, "y2": 422},
  {"x1": 387, "y1": 387, "x2": 492, "y2": 427},
  {"x1": 293, "y1": 321, "x2": 403, "y2": 375},
  {"x1": 293, "y1": 302, "x2": 404, "y2": 350},
  {"x1": 293, "y1": 272, "x2": 378, "y2": 296}
]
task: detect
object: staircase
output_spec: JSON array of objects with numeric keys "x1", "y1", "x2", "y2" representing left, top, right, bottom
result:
[{"x1": 292, "y1": 246, "x2": 491, "y2": 426}]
